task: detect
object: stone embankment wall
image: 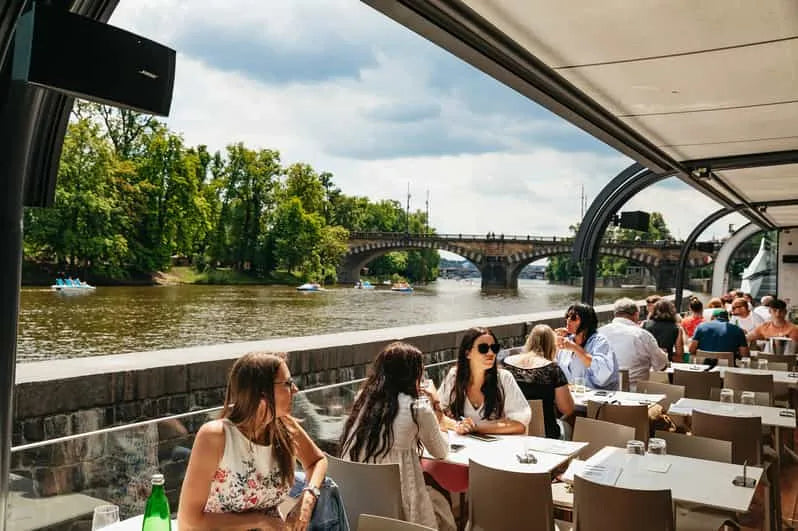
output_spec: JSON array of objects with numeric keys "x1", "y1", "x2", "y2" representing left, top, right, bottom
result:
[{"x1": 9, "y1": 305, "x2": 614, "y2": 528}]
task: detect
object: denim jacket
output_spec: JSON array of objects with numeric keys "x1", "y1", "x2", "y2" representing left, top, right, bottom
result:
[{"x1": 291, "y1": 471, "x2": 350, "y2": 531}]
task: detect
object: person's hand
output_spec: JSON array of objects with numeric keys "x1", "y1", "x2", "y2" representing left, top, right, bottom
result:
[
  {"x1": 555, "y1": 327, "x2": 569, "y2": 337},
  {"x1": 557, "y1": 335, "x2": 577, "y2": 351},
  {"x1": 419, "y1": 385, "x2": 439, "y2": 404},
  {"x1": 284, "y1": 491, "x2": 316, "y2": 531},
  {"x1": 455, "y1": 417, "x2": 476, "y2": 434}
]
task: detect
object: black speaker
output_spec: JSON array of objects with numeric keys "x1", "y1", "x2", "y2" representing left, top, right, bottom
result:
[
  {"x1": 619, "y1": 211, "x2": 650, "y2": 232},
  {"x1": 783, "y1": 255, "x2": 798, "y2": 264},
  {"x1": 12, "y1": 3, "x2": 175, "y2": 116}
]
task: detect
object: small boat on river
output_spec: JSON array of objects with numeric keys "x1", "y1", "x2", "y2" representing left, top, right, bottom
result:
[
  {"x1": 354, "y1": 280, "x2": 375, "y2": 290},
  {"x1": 51, "y1": 278, "x2": 96, "y2": 293},
  {"x1": 391, "y1": 282, "x2": 414, "y2": 293},
  {"x1": 297, "y1": 283, "x2": 323, "y2": 292}
]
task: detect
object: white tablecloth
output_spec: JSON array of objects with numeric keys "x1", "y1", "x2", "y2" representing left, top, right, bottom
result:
[{"x1": 100, "y1": 515, "x2": 178, "y2": 530}]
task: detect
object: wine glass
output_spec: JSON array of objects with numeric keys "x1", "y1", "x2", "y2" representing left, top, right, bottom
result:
[
  {"x1": 91, "y1": 505, "x2": 120, "y2": 530},
  {"x1": 719, "y1": 388, "x2": 734, "y2": 403}
]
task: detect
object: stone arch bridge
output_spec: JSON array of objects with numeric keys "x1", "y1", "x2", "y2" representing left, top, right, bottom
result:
[{"x1": 339, "y1": 232, "x2": 719, "y2": 290}]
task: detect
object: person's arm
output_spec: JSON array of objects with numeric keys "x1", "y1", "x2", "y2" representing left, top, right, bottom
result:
[
  {"x1": 688, "y1": 339, "x2": 698, "y2": 356},
  {"x1": 789, "y1": 325, "x2": 798, "y2": 343},
  {"x1": 416, "y1": 403, "x2": 449, "y2": 458},
  {"x1": 474, "y1": 371, "x2": 528, "y2": 435},
  {"x1": 177, "y1": 421, "x2": 284, "y2": 530},
  {"x1": 283, "y1": 417, "x2": 327, "y2": 531},
  {"x1": 746, "y1": 324, "x2": 765, "y2": 343},
  {"x1": 641, "y1": 329, "x2": 669, "y2": 370},
  {"x1": 580, "y1": 335, "x2": 617, "y2": 388},
  {"x1": 674, "y1": 328, "x2": 684, "y2": 361},
  {"x1": 554, "y1": 385, "x2": 574, "y2": 417},
  {"x1": 559, "y1": 335, "x2": 594, "y2": 367}
]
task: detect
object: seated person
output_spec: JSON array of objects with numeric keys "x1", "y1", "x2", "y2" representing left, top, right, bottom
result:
[
  {"x1": 555, "y1": 303, "x2": 619, "y2": 390},
  {"x1": 503, "y1": 324, "x2": 575, "y2": 440},
  {"x1": 690, "y1": 310, "x2": 749, "y2": 363},
  {"x1": 730, "y1": 296, "x2": 764, "y2": 333},
  {"x1": 680, "y1": 297, "x2": 705, "y2": 340},
  {"x1": 747, "y1": 298, "x2": 798, "y2": 353},
  {"x1": 598, "y1": 298, "x2": 668, "y2": 384}
]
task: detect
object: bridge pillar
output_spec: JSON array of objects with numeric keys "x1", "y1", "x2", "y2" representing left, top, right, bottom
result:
[
  {"x1": 654, "y1": 261, "x2": 680, "y2": 292},
  {"x1": 336, "y1": 255, "x2": 360, "y2": 284},
  {"x1": 480, "y1": 258, "x2": 517, "y2": 290}
]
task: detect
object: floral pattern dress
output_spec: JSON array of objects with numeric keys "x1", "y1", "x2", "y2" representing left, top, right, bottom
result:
[{"x1": 203, "y1": 419, "x2": 290, "y2": 515}]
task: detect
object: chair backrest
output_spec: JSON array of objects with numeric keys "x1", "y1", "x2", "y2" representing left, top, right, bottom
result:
[
  {"x1": 468, "y1": 458, "x2": 553, "y2": 531},
  {"x1": 573, "y1": 475, "x2": 674, "y2": 531},
  {"x1": 690, "y1": 410, "x2": 762, "y2": 465},
  {"x1": 618, "y1": 369, "x2": 630, "y2": 391},
  {"x1": 695, "y1": 350, "x2": 735, "y2": 367},
  {"x1": 723, "y1": 371, "x2": 774, "y2": 395},
  {"x1": 768, "y1": 362, "x2": 790, "y2": 372},
  {"x1": 672, "y1": 369, "x2": 722, "y2": 400},
  {"x1": 586, "y1": 401, "x2": 649, "y2": 442},
  {"x1": 357, "y1": 514, "x2": 434, "y2": 531},
  {"x1": 755, "y1": 353, "x2": 796, "y2": 371},
  {"x1": 572, "y1": 417, "x2": 635, "y2": 459},
  {"x1": 527, "y1": 399, "x2": 546, "y2": 437},
  {"x1": 326, "y1": 454, "x2": 403, "y2": 524},
  {"x1": 645, "y1": 371, "x2": 671, "y2": 384},
  {"x1": 709, "y1": 387, "x2": 772, "y2": 406},
  {"x1": 654, "y1": 431, "x2": 732, "y2": 463},
  {"x1": 636, "y1": 381, "x2": 685, "y2": 409}
]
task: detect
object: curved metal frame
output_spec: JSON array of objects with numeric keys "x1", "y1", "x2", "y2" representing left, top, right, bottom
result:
[
  {"x1": 572, "y1": 163, "x2": 673, "y2": 304},
  {"x1": 673, "y1": 207, "x2": 734, "y2": 309},
  {"x1": 710, "y1": 223, "x2": 764, "y2": 296}
]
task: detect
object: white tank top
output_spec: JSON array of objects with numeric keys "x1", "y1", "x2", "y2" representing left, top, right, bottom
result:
[{"x1": 203, "y1": 419, "x2": 291, "y2": 514}]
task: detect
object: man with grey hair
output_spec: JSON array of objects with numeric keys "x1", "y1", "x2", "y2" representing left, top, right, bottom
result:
[
  {"x1": 754, "y1": 294, "x2": 775, "y2": 322},
  {"x1": 598, "y1": 297, "x2": 668, "y2": 385}
]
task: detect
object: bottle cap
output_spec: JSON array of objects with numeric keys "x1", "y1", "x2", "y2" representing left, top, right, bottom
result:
[{"x1": 151, "y1": 473, "x2": 165, "y2": 485}]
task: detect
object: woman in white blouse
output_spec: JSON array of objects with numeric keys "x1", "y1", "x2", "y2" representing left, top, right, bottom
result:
[
  {"x1": 438, "y1": 326, "x2": 531, "y2": 434},
  {"x1": 340, "y1": 342, "x2": 453, "y2": 529}
]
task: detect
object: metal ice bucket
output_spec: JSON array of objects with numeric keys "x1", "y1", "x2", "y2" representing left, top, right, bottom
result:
[{"x1": 769, "y1": 337, "x2": 793, "y2": 355}]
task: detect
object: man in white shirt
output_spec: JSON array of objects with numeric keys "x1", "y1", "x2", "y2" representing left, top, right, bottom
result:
[
  {"x1": 754, "y1": 294, "x2": 774, "y2": 322},
  {"x1": 730, "y1": 297, "x2": 764, "y2": 333},
  {"x1": 598, "y1": 298, "x2": 668, "y2": 386}
]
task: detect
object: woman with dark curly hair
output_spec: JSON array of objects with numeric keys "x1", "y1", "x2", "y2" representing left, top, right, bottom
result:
[
  {"x1": 643, "y1": 299, "x2": 684, "y2": 362},
  {"x1": 340, "y1": 342, "x2": 450, "y2": 528},
  {"x1": 555, "y1": 303, "x2": 619, "y2": 390},
  {"x1": 438, "y1": 326, "x2": 530, "y2": 435}
]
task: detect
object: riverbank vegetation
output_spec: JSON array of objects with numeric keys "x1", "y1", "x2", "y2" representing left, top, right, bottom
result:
[{"x1": 22, "y1": 103, "x2": 438, "y2": 285}]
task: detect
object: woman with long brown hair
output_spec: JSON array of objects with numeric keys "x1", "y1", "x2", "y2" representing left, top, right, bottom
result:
[
  {"x1": 340, "y1": 342, "x2": 450, "y2": 528},
  {"x1": 178, "y1": 352, "x2": 327, "y2": 530}
]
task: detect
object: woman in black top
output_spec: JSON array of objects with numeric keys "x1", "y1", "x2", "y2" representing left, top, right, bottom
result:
[
  {"x1": 502, "y1": 324, "x2": 574, "y2": 439},
  {"x1": 643, "y1": 299, "x2": 684, "y2": 362}
]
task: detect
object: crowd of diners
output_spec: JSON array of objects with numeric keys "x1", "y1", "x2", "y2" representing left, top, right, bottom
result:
[{"x1": 173, "y1": 292, "x2": 797, "y2": 530}]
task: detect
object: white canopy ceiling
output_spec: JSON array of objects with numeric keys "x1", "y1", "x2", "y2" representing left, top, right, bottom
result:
[{"x1": 365, "y1": 0, "x2": 798, "y2": 227}]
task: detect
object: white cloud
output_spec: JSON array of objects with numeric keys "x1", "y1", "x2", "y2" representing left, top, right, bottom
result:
[{"x1": 109, "y1": 1, "x2": 739, "y2": 249}]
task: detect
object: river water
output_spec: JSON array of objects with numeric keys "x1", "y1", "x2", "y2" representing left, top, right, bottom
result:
[{"x1": 17, "y1": 280, "x2": 656, "y2": 362}]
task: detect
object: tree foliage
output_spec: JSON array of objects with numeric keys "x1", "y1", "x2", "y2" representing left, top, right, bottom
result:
[{"x1": 23, "y1": 103, "x2": 439, "y2": 283}]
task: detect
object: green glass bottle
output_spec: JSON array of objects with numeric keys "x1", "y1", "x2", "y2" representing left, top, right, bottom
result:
[{"x1": 142, "y1": 473, "x2": 171, "y2": 531}]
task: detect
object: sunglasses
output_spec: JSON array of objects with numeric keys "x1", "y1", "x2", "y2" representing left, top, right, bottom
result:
[
  {"x1": 274, "y1": 378, "x2": 296, "y2": 390},
  {"x1": 566, "y1": 314, "x2": 579, "y2": 321},
  {"x1": 476, "y1": 343, "x2": 501, "y2": 355}
]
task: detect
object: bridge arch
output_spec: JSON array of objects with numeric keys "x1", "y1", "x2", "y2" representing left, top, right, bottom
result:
[{"x1": 338, "y1": 239, "x2": 483, "y2": 283}]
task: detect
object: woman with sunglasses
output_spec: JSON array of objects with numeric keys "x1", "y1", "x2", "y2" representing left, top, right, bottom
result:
[
  {"x1": 340, "y1": 342, "x2": 454, "y2": 529},
  {"x1": 555, "y1": 304, "x2": 619, "y2": 390},
  {"x1": 178, "y1": 351, "x2": 327, "y2": 531},
  {"x1": 438, "y1": 326, "x2": 530, "y2": 434}
]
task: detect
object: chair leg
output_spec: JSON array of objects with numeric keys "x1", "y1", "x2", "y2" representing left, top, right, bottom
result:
[{"x1": 458, "y1": 492, "x2": 467, "y2": 531}]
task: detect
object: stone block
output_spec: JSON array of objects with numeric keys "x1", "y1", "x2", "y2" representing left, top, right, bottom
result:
[
  {"x1": 44, "y1": 414, "x2": 72, "y2": 439},
  {"x1": 33, "y1": 463, "x2": 84, "y2": 496},
  {"x1": 188, "y1": 359, "x2": 232, "y2": 390},
  {"x1": 49, "y1": 438, "x2": 89, "y2": 466},
  {"x1": 170, "y1": 394, "x2": 189, "y2": 413},
  {"x1": 133, "y1": 365, "x2": 188, "y2": 399},
  {"x1": 115, "y1": 402, "x2": 142, "y2": 423},
  {"x1": 16, "y1": 374, "x2": 115, "y2": 418},
  {"x1": 71, "y1": 409, "x2": 103, "y2": 434},
  {"x1": 192, "y1": 388, "x2": 225, "y2": 407}
]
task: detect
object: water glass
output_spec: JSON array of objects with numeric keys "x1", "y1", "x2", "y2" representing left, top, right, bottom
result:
[
  {"x1": 626, "y1": 440, "x2": 645, "y2": 455},
  {"x1": 719, "y1": 388, "x2": 735, "y2": 403},
  {"x1": 421, "y1": 378, "x2": 435, "y2": 392},
  {"x1": 413, "y1": 395, "x2": 431, "y2": 410},
  {"x1": 327, "y1": 398, "x2": 345, "y2": 417},
  {"x1": 757, "y1": 359, "x2": 769, "y2": 370},
  {"x1": 647, "y1": 438, "x2": 667, "y2": 455},
  {"x1": 573, "y1": 376, "x2": 586, "y2": 394},
  {"x1": 91, "y1": 505, "x2": 119, "y2": 530},
  {"x1": 739, "y1": 358, "x2": 751, "y2": 369},
  {"x1": 740, "y1": 391, "x2": 756, "y2": 405}
]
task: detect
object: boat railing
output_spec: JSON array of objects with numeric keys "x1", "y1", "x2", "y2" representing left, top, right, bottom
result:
[{"x1": 5, "y1": 359, "x2": 455, "y2": 529}]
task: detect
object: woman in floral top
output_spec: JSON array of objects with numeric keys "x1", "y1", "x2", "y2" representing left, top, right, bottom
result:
[{"x1": 178, "y1": 352, "x2": 327, "y2": 530}]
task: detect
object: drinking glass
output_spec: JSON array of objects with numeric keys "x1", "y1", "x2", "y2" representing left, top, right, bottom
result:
[
  {"x1": 740, "y1": 391, "x2": 756, "y2": 405},
  {"x1": 739, "y1": 358, "x2": 751, "y2": 369},
  {"x1": 327, "y1": 397, "x2": 345, "y2": 417},
  {"x1": 421, "y1": 378, "x2": 435, "y2": 392},
  {"x1": 647, "y1": 438, "x2": 667, "y2": 455},
  {"x1": 573, "y1": 376, "x2": 586, "y2": 394},
  {"x1": 719, "y1": 388, "x2": 734, "y2": 403},
  {"x1": 91, "y1": 505, "x2": 119, "y2": 530},
  {"x1": 626, "y1": 440, "x2": 645, "y2": 455},
  {"x1": 413, "y1": 395, "x2": 431, "y2": 410},
  {"x1": 757, "y1": 359, "x2": 769, "y2": 370}
]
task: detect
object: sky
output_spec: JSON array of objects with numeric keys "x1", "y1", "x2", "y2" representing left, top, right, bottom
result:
[{"x1": 110, "y1": 0, "x2": 746, "y2": 255}]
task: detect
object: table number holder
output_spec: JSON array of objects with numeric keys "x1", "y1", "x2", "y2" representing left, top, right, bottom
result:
[{"x1": 732, "y1": 460, "x2": 756, "y2": 488}]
